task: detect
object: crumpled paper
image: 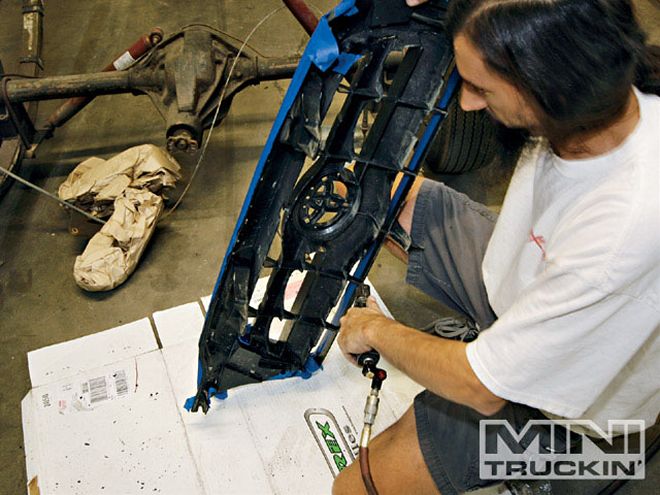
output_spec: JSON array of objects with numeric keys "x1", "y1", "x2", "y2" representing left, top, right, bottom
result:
[
  {"x1": 59, "y1": 144, "x2": 181, "y2": 219},
  {"x1": 59, "y1": 144, "x2": 181, "y2": 291},
  {"x1": 73, "y1": 188, "x2": 163, "y2": 291}
]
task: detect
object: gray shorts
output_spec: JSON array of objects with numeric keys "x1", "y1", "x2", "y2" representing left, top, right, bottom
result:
[
  {"x1": 405, "y1": 180, "x2": 624, "y2": 495},
  {"x1": 405, "y1": 179, "x2": 498, "y2": 331},
  {"x1": 406, "y1": 179, "x2": 505, "y2": 493}
]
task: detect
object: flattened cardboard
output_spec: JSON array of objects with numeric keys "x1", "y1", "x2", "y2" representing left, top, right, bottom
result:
[
  {"x1": 27, "y1": 318, "x2": 156, "y2": 388},
  {"x1": 25, "y1": 352, "x2": 203, "y2": 494},
  {"x1": 23, "y1": 279, "x2": 425, "y2": 494}
]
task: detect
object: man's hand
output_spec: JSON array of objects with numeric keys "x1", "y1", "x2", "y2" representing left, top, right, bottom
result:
[
  {"x1": 339, "y1": 297, "x2": 506, "y2": 416},
  {"x1": 406, "y1": 0, "x2": 429, "y2": 6},
  {"x1": 338, "y1": 298, "x2": 388, "y2": 364}
]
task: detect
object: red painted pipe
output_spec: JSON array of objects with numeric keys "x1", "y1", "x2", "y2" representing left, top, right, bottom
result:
[
  {"x1": 46, "y1": 28, "x2": 164, "y2": 129},
  {"x1": 282, "y1": 0, "x2": 319, "y2": 36}
]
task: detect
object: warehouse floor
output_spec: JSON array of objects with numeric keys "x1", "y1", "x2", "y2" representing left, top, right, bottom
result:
[{"x1": 1, "y1": 1, "x2": 659, "y2": 493}]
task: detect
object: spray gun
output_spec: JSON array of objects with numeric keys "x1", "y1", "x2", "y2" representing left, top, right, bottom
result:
[{"x1": 353, "y1": 284, "x2": 386, "y2": 495}]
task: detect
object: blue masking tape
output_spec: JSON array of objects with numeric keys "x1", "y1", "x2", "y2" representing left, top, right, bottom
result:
[
  {"x1": 209, "y1": 387, "x2": 228, "y2": 400},
  {"x1": 310, "y1": 18, "x2": 340, "y2": 72},
  {"x1": 183, "y1": 396, "x2": 196, "y2": 412},
  {"x1": 313, "y1": 17, "x2": 363, "y2": 74},
  {"x1": 333, "y1": 0, "x2": 358, "y2": 17},
  {"x1": 268, "y1": 357, "x2": 323, "y2": 381}
]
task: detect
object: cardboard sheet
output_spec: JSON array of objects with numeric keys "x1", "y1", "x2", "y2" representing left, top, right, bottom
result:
[
  {"x1": 23, "y1": 277, "x2": 504, "y2": 494},
  {"x1": 27, "y1": 318, "x2": 156, "y2": 388},
  {"x1": 23, "y1": 353, "x2": 203, "y2": 495},
  {"x1": 158, "y1": 302, "x2": 419, "y2": 495}
]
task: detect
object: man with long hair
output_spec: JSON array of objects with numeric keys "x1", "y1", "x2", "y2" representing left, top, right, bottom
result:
[{"x1": 334, "y1": 0, "x2": 659, "y2": 493}]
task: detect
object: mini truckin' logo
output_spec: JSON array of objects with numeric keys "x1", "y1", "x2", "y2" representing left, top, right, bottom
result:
[
  {"x1": 479, "y1": 419, "x2": 646, "y2": 480},
  {"x1": 304, "y1": 408, "x2": 356, "y2": 478}
]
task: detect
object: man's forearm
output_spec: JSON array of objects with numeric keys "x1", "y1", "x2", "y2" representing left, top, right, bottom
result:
[{"x1": 364, "y1": 317, "x2": 506, "y2": 416}]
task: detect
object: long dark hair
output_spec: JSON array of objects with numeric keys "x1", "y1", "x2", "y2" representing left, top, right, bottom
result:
[{"x1": 447, "y1": 0, "x2": 659, "y2": 146}]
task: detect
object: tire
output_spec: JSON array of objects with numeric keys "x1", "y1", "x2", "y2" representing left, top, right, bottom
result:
[{"x1": 424, "y1": 97, "x2": 501, "y2": 174}]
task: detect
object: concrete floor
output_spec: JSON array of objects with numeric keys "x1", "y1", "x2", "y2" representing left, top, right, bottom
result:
[{"x1": 1, "y1": 1, "x2": 658, "y2": 494}]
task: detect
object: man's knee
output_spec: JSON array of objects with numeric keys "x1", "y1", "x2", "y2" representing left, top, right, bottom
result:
[
  {"x1": 331, "y1": 407, "x2": 439, "y2": 495},
  {"x1": 332, "y1": 462, "x2": 364, "y2": 495}
]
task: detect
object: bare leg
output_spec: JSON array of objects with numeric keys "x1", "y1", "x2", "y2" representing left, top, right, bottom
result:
[{"x1": 332, "y1": 406, "x2": 440, "y2": 495}]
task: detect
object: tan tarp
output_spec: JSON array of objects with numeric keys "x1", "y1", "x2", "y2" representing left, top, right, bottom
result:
[{"x1": 59, "y1": 145, "x2": 181, "y2": 291}]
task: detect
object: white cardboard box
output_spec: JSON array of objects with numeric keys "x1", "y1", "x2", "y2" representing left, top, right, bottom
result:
[{"x1": 22, "y1": 277, "x2": 423, "y2": 494}]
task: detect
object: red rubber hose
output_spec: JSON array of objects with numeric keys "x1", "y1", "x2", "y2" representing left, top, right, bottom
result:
[{"x1": 359, "y1": 446, "x2": 379, "y2": 495}]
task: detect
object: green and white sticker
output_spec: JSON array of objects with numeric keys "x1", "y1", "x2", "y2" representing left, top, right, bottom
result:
[{"x1": 304, "y1": 408, "x2": 357, "y2": 478}]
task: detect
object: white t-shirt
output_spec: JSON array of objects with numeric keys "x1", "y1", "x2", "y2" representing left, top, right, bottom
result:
[{"x1": 466, "y1": 89, "x2": 660, "y2": 432}]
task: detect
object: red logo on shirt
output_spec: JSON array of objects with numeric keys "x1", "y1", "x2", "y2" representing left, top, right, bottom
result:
[{"x1": 529, "y1": 230, "x2": 547, "y2": 259}]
